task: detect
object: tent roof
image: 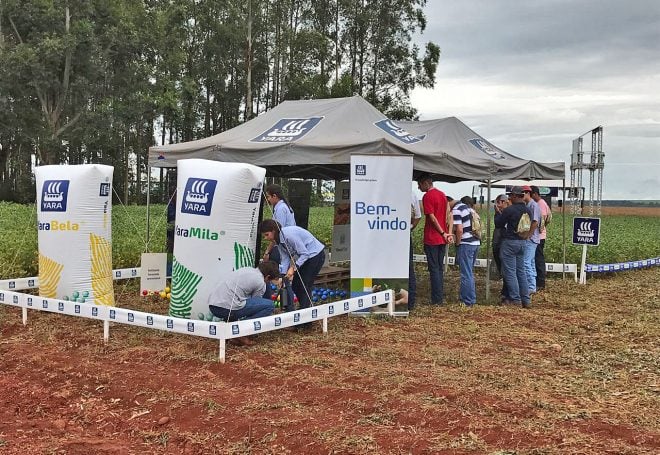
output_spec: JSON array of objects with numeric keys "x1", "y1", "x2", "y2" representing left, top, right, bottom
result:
[{"x1": 149, "y1": 95, "x2": 564, "y2": 182}]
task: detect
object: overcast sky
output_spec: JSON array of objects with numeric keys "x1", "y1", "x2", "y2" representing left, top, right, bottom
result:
[{"x1": 411, "y1": 0, "x2": 660, "y2": 200}]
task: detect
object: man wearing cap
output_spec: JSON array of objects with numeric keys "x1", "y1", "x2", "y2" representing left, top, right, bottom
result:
[
  {"x1": 417, "y1": 175, "x2": 453, "y2": 305},
  {"x1": 530, "y1": 186, "x2": 550, "y2": 290},
  {"x1": 494, "y1": 186, "x2": 532, "y2": 307},
  {"x1": 522, "y1": 185, "x2": 541, "y2": 294}
]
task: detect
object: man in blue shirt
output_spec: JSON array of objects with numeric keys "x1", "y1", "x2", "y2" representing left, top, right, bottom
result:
[{"x1": 494, "y1": 186, "x2": 532, "y2": 308}]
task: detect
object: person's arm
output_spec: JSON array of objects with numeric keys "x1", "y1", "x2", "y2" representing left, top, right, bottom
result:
[
  {"x1": 411, "y1": 194, "x2": 422, "y2": 230},
  {"x1": 454, "y1": 221, "x2": 463, "y2": 246},
  {"x1": 428, "y1": 213, "x2": 453, "y2": 243},
  {"x1": 263, "y1": 240, "x2": 276, "y2": 259},
  {"x1": 411, "y1": 215, "x2": 421, "y2": 230}
]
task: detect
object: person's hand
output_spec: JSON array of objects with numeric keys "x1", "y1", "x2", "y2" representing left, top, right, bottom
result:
[
  {"x1": 286, "y1": 266, "x2": 295, "y2": 281},
  {"x1": 446, "y1": 233, "x2": 455, "y2": 244}
]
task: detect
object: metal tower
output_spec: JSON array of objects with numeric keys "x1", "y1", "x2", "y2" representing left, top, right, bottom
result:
[{"x1": 570, "y1": 126, "x2": 604, "y2": 215}]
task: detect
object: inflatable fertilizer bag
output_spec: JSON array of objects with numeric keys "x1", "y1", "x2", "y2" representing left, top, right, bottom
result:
[
  {"x1": 169, "y1": 159, "x2": 266, "y2": 320},
  {"x1": 35, "y1": 164, "x2": 114, "y2": 305}
]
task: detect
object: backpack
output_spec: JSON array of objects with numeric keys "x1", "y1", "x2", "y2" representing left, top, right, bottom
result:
[
  {"x1": 516, "y1": 212, "x2": 532, "y2": 239},
  {"x1": 469, "y1": 208, "x2": 484, "y2": 240}
]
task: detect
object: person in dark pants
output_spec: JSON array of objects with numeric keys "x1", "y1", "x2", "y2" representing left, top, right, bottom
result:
[
  {"x1": 416, "y1": 175, "x2": 453, "y2": 305},
  {"x1": 492, "y1": 193, "x2": 510, "y2": 301},
  {"x1": 208, "y1": 261, "x2": 280, "y2": 346},
  {"x1": 260, "y1": 219, "x2": 325, "y2": 314}
]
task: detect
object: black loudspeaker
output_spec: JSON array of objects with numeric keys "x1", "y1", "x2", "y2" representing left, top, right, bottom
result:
[{"x1": 288, "y1": 180, "x2": 312, "y2": 229}]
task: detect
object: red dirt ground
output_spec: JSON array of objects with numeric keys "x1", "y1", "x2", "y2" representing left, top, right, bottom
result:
[{"x1": 1, "y1": 267, "x2": 659, "y2": 454}]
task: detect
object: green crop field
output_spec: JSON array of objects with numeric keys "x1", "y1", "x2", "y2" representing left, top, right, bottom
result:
[{"x1": 1, "y1": 202, "x2": 658, "y2": 279}]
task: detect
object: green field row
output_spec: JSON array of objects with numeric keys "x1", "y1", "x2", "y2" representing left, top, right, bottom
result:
[{"x1": 1, "y1": 202, "x2": 658, "y2": 279}]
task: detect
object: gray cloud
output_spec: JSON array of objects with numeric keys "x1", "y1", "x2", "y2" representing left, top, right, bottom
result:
[{"x1": 414, "y1": 0, "x2": 660, "y2": 199}]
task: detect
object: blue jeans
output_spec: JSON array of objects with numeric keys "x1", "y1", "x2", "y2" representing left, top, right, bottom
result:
[
  {"x1": 209, "y1": 297, "x2": 274, "y2": 321},
  {"x1": 457, "y1": 243, "x2": 479, "y2": 305},
  {"x1": 408, "y1": 238, "x2": 417, "y2": 310},
  {"x1": 523, "y1": 240, "x2": 538, "y2": 293},
  {"x1": 424, "y1": 243, "x2": 446, "y2": 304},
  {"x1": 292, "y1": 250, "x2": 325, "y2": 310},
  {"x1": 500, "y1": 239, "x2": 530, "y2": 304}
]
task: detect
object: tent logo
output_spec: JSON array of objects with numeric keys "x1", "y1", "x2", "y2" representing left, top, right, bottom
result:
[
  {"x1": 355, "y1": 165, "x2": 366, "y2": 176},
  {"x1": 41, "y1": 180, "x2": 70, "y2": 212},
  {"x1": 469, "y1": 138, "x2": 506, "y2": 160},
  {"x1": 374, "y1": 119, "x2": 425, "y2": 144},
  {"x1": 251, "y1": 117, "x2": 323, "y2": 143},
  {"x1": 182, "y1": 178, "x2": 217, "y2": 216}
]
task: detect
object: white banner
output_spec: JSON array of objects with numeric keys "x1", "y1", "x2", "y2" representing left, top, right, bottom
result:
[
  {"x1": 169, "y1": 159, "x2": 266, "y2": 320},
  {"x1": 350, "y1": 155, "x2": 412, "y2": 282}
]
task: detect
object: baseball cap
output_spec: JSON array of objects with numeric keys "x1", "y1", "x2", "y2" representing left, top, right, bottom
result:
[
  {"x1": 509, "y1": 186, "x2": 525, "y2": 195},
  {"x1": 530, "y1": 185, "x2": 541, "y2": 195},
  {"x1": 521, "y1": 185, "x2": 532, "y2": 192},
  {"x1": 492, "y1": 193, "x2": 508, "y2": 203}
]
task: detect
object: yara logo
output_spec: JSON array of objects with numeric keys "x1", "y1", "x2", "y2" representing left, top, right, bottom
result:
[
  {"x1": 41, "y1": 180, "x2": 70, "y2": 212},
  {"x1": 469, "y1": 138, "x2": 506, "y2": 160},
  {"x1": 251, "y1": 117, "x2": 323, "y2": 143},
  {"x1": 577, "y1": 221, "x2": 595, "y2": 237},
  {"x1": 374, "y1": 119, "x2": 425, "y2": 144},
  {"x1": 181, "y1": 178, "x2": 217, "y2": 216}
]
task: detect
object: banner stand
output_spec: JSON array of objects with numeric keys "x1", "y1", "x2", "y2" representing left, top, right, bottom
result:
[
  {"x1": 349, "y1": 154, "x2": 412, "y2": 319},
  {"x1": 22, "y1": 308, "x2": 27, "y2": 325},
  {"x1": 103, "y1": 320, "x2": 110, "y2": 343}
]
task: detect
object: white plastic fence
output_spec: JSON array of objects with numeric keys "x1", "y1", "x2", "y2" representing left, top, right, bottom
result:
[
  {"x1": 0, "y1": 284, "x2": 393, "y2": 363},
  {"x1": 413, "y1": 254, "x2": 579, "y2": 282},
  {"x1": 584, "y1": 257, "x2": 659, "y2": 273}
]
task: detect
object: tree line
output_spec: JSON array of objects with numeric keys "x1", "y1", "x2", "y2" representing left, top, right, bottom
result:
[{"x1": 0, "y1": 0, "x2": 439, "y2": 203}]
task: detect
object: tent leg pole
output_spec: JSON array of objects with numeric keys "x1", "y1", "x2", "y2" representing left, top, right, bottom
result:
[{"x1": 485, "y1": 180, "x2": 492, "y2": 303}]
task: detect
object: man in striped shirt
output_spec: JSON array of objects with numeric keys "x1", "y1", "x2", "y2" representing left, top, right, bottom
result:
[{"x1": 450, "y1": 196, "x2": 481, "y2": 306}]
